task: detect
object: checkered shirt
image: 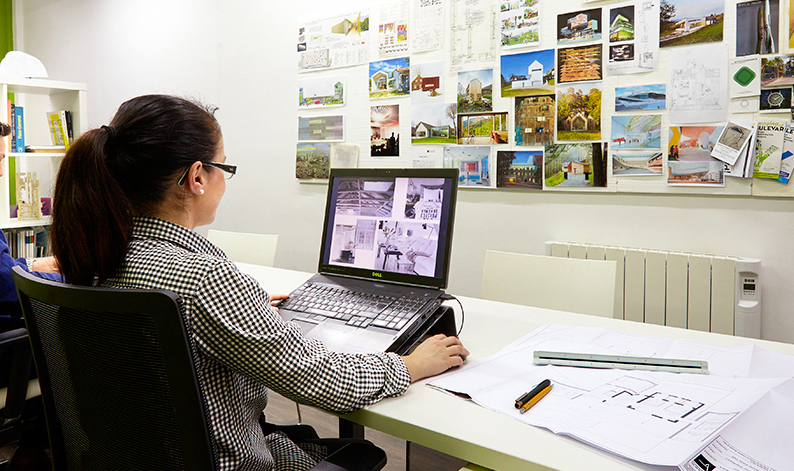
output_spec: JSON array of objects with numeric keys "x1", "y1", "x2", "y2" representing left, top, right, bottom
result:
[{"x1": 103, "y1": 217, "x2": 411, "y2": 470}]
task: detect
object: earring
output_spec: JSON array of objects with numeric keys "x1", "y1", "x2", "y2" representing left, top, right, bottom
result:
[{"x1": 199, "y1": 189, "x2": 205, "y2": 195}]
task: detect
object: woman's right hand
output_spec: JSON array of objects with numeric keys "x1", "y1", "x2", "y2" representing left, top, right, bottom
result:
[{"x1": 402, "y1": 334, "x2": 469, "y2": 382}]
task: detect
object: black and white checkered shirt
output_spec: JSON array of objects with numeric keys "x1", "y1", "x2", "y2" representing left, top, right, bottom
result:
[{"x1": 103, "y1": 217, "x2": 411, "y2": 470}]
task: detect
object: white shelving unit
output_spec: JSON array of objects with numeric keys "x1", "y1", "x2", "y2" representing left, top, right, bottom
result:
[{"x1": 0, "y1": 77, "x2": 87, "y2": 230}]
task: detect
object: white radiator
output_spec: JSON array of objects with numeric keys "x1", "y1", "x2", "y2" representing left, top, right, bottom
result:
[{"x1": 545, "y1": 241, "x2": 762, "y2": 338}]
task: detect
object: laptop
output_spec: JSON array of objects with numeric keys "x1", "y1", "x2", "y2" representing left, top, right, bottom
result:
[{"x1": 277, "y1": 167, "x2": 459, "y2": 354}]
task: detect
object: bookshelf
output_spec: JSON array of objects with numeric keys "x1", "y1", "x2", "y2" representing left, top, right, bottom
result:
[{"x1": 0, "y1": 77, "x2": 87, "y2": 232}]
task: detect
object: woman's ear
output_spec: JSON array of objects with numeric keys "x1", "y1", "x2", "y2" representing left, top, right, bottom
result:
[{"x1": 183, "y1": 161, "x2": 206, "y2": 196}]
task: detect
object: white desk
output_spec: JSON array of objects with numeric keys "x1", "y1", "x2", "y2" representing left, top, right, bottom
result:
[{"x1": 237, "y1": 263, "x2": 794, "y2": 471}]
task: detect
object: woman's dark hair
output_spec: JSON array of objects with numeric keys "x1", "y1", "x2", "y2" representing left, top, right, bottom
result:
[
  {"x1": 51, "y1": 95, "x2": 221, "y2": 285},
  {"x1": 0, "y1": 121, "x2": 11, "y2": 137}
]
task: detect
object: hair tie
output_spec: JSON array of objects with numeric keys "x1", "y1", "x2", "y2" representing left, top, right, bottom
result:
[{"x1": 101, "y1": 124, "x2": 117, "y2": 144}]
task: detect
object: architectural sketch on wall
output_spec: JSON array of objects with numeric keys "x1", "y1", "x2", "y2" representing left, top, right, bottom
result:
[
  {"x1": 500, "y1": 0, "x2": 540, "y2": 49},
  {"x1": 298, "y1": 10, "x2": 370, "y2": 72},
  {"x1": 412, "y1": 0, "x2": 444, "y2": 53},
  {"x1": 377, "y1": 0, "x2": 410, "y2": 58},
  {"x1": 298, "y1": 76, "x2": 346, "y2": 109},
  {"x1": 668, "y1": 43, "x2": 728, "y2": 123},
  {"x1": 450, "y1": 0, "x2": 496, "y2": 71}
]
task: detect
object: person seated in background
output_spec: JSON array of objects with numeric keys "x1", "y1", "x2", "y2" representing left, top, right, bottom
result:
[
  {"x1": 50, "y1": 94, "x2": 468, "y2": 471},
  {"x1": 0, "y1": 121, "x2": 61, "y2": 332}
]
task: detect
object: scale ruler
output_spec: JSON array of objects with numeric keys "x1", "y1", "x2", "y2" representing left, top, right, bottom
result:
[{"x1": 533, "y1": 351, "x2": 709, "y2": 375}]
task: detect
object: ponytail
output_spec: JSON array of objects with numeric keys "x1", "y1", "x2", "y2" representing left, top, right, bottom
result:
[
  {"x1": 52, "y1": 128, "x2": 132, "y2": 285},
  {"x1": 51, "y1": 95, "x2": 221, "y2": 286}
]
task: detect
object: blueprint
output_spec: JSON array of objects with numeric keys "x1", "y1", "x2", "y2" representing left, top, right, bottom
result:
[{"x1": 428, "y1": 324, "x2": 794, "y2": 466}]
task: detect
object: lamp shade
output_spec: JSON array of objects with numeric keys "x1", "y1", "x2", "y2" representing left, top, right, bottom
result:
[{"x1": 0, "y1": 51, "x2": 48, "y2": 78}]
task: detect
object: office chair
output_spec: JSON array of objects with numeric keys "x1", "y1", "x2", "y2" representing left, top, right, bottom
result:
[
  {"x1": 11, "y1": 267, "x2": 386, "y2": 471},
  {"x1": 481, "y1": 250, "x2": 618, "y2": 318},
  {"x1": 207, "y1": 229, "x2": 279, "y2": 267},
  {"x1": 0, "y1": 327, "x2": 43, "y2": 464}
]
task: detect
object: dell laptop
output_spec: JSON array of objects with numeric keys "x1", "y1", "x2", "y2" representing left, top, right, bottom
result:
[{"x1": 277, "y1": 167, "x2": 459, "y2": 354}]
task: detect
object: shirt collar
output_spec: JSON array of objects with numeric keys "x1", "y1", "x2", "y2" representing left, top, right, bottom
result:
[{"x1": 132, "y1": 216, "x2": 224, "y2": 258}]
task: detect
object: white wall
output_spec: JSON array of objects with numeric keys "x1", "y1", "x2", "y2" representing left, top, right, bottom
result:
[{"x1": 16, "y1": 0, "x2": 794, "y2": 343}]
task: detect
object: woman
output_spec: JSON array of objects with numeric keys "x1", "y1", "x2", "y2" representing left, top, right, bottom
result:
[{"x1": 51, "y1": 95, "x2": 468, "y2": 470}]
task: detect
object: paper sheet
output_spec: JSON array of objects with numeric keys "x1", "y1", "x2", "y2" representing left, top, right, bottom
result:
[
  {"x1": 669, "y1": 44, "x2": 728, "y2": 124},
  {"x1": 428, "y1": 324, "x2": 794, "y2": 467}
]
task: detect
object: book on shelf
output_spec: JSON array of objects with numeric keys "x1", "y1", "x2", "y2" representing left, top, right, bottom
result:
[
  {"x1": 9, "y1": 101, "x2": 16, "y2": 152},
  {"x1": 24, "y1": 145, "x2": 67, "y2": 153},
  {"x1": 14, "y1": 105, "x2": 24, "y2": 152},
  {"x1": 46, "y1": 110, "x2": 71, "y2": 150}
]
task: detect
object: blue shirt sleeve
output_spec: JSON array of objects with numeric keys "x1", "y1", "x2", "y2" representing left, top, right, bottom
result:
[{"x1": 0, "y1": 230, "x2": 64, "y2": 305}]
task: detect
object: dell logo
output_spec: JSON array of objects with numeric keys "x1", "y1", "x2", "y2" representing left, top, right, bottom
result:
[{"x1": 372, "y1": 272, "x2": 382, "y2": 278}]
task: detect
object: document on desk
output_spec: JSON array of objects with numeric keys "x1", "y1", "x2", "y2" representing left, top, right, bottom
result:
[{"x1": 428, "y1": 324, "x2": 794, "y2": 467}]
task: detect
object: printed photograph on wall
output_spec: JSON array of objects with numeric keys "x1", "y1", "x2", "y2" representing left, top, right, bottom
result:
[
  {"x1": 410, "y1": 61, "x2": 443, "y2": 104},
  {"x1": 557, "y1": 83, "x2": 602, "y2": 141},
  {"x1": 667, "y1": 126, "x2": 725, "y2": 186},
  {"x1": 296, "y1": 143, "x2": 330, "y2": 179},
  {"x1": 557, "y1": 44, "x2": 602, "y2": 83},
  {"x1": 457, "y1": 69, "x2": 494, "y2": 113},
  {"x1": 557, "y1": 8, "x2": 602, "y2": 44},
  {"x1": 544, "y1": 142, "x2": 608, "y2": 188},
  {"x1": 443, "y1": 145, "x2": 493, "y2": 187},
  {"x1": 411, "y1": 103, "x2": 457, "y2": 145},
  {"x1": 500, "y1": 0, "x2": 540, "y2": 49},
  {"x1": 760, "y1": 87, "x2": 792, "y2": 111},
  {"x1": 609, "y1": 5, "x2": 634, "y2": 42},
  {"x1": 736, "y1": 0, "x2": 778, "y2": 56},
  {"x1": 760, "y1": 55, "x2": 794, "y2": 87},
  {"x1": 371, "y1": 105, "x2": 400, "y2": 156},
  {"x1": 369, "y1": 57, "x2": 411, "y2": 99},
  {"x1": 496, "y1": 150, "x2": 543, "y2": 189},
  {"x1": 298, "y1": 76, "x2": 346, "y2": 109},
  {"x1": 610, "y1": 115, "x2": 662, "y2": 149},
  {"x1": 500, "y1": 49, "x2": 555, "y2": 98},
  {"x1": 612, "y1": 151, "x2": 664, "y2": 175},
  {"x1": 297, "y1": 115, "x2": 345, "y2": 142},
  {"x1": 457, "y1": 112, "x2": 509, "y2": 145},
  {"x1": 659, "y1": 0, "x2": 724, "y2": 48},
  {"x1": 515, "y1": 95, "x2": 555, "y2": 146},
  {"x1": 614, "y1": 84, "x2": 666, "y2": 111}
]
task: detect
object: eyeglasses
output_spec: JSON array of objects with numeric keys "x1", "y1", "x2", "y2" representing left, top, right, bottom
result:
[{"x1": 178, "y1": 161, "x2": 237, "y2": 186}]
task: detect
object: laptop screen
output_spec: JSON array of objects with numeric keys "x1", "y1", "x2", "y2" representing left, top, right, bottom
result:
[{"x1": 318, "y1": 168, "x2": 459, "y2": 289}]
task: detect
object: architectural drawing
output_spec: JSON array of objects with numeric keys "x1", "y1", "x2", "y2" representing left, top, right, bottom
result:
[
  {"x1": 668, "y1": 44, "x2": 728, "y2": 123},
  {"x1": 450, "y1": 0, "x2": 496, "y2": 71}
]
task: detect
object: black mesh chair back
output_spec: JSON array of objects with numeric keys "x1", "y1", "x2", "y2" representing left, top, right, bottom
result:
[
  {"x1": 12, "y1": 266, "x2": 216, "y2": 471},
  {"x1": 0, "y1": 327, "x2": 35, "y2": 447}
]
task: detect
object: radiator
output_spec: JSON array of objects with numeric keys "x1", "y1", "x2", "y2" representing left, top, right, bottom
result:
[{"x1": 545, "y1": 241, "x2": 762, "y2": 338}]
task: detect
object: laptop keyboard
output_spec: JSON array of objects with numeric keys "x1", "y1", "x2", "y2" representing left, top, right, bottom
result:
[{"x1": 278, "y1": 282, "x2": 427, "y2": 331}]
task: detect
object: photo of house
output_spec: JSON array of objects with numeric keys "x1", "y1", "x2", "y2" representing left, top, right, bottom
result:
[
  {"x1": 609, "y1": 6, "x2": 634, "y2": 42},
  {"x1": 496, "y1": 150, "x2": 543, "y2": 189},
  {"x1": 544, "y1": 143, "x2": 608, "y2": 188},
  {"x1": 457, "y1": 69, "x2": 493, "y2": 113},
  {"x1": 298, "y1": 76, "x2": 345, "y2": 109},
  {"x1": 615, "y1": 84, "x2": 666, "y2": 111},
  {"x1": 612, "y1": 151, "x2": 664, "y2": 176},
  {"x1": 611, "y1": 115, "x2": 662, "y2": 149},
  {"x1": 659, "y1": 0, "x2": 724, "y2": 48},
  {"x1": 515, "y1": 94, "x2": 555, "y2": 146},
  {"x1": 557, "y1": 44, "x2": 602, "y2": 83},
  {"x1": 369, "y1": 57, "x2": 410, "y2": 99},
  {"x1": 667, "y1": 160, "x2": 724, "y2": 186},
  {"x1": 500, "y1": 49, "x2": 555, "y2": 97},
  {"x1": 443, "y1": 145, "x2": 492, "y2": 187},
  {"x1": 295, "y1": 143, "x2": 330, "y2": 179},
  {"x1": 371, "y1": 105, "x2": 400, "y2": 156},
  {"x1": 457, "y1": 112, "x2": 509, "y2": 145},
  {"x1": 410, "y1": 61, "x2": 443, "y2": 103},
  {"x1": 557, "y1": 8, "x2": 602, "y2": 44},
  {"x1": 760, "y1": 55, "x2": 794, "y2": 87},
  {"x1": 411, "y1": 103, "x2": 457, "y2": 144},
  {"x1": 500, "y1": 0, "x2": 540, "y2": 48},
  {"x1": 557, "y1": 83, "x2": 601, "y2": 141}
]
